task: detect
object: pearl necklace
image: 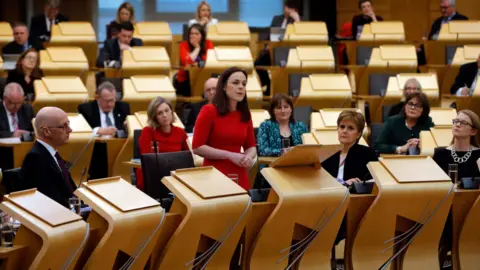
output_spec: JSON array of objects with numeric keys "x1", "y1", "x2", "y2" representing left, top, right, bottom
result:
[{"x1": 451, "y1": 146, "x2": 473, "y2": 163}]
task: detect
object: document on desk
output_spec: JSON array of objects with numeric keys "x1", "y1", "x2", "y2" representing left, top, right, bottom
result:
[{"x1": 0, "y1": 137, "x2": 22, "y2": 144}]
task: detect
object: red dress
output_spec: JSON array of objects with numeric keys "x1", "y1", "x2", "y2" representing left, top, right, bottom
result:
[
  {"x1": 176, "y1": 40, "x2": 215, "y2": 83},
  {"x1": 192, "y1": 104, "x2": 256, "y2": 190},
  {"x1": 136, "y1": 125, "x2": 189, "y2": 190}
]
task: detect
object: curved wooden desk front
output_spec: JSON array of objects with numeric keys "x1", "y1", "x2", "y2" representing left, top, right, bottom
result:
[
  {"x1": 207, "y1": 22, "x2": 251, "y2": 46},
  {"x1": 0, "y1": 189, "x2": 89, "y2": 270},
  {"x1": 33, "y1": 76, "x2": 89, "y2": 113},
  {"x1": 122, "y1": 75, "x2": 176, "y2": 113},
  {"x1": 248, "y1": 144, "x2": 348, "y2": 270},
  {"x1": 351, "y1": 156, "x2": 454, "y2": 270},
  {"x1": 296, "y1": 74, "x2": 352, "y2": 110},
  {"x1": 121, "y1": 47, "x2": 171, "y2": 77},
  {"x1": 39, "y1": 47, "x2": 89, "y2": 83},
  {"x1": 133, "y1": 22, "x2": 173, "y2": 60},
  {"x1": 310, "y1": 108, "x2": 370, "y2": 139},
  {"x1": 420, "y1": 127, "x2": 453, "y2": 156},
  {"x1": 457, "y1": 189, "x2": 480, "y2": 270}
]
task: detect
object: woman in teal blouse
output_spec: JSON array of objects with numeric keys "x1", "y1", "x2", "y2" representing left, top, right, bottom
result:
[
  {"x1": 257, "y1": 94, "x2": 307, "y2": 156},
  {"x1": 374, "y1": 92, "x2": 434, "y2": 154}
]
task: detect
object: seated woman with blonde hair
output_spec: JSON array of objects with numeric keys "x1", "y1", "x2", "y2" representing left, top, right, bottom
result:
[{"x1": 188, "y1": 1, "x2": 218, "y2": 27}]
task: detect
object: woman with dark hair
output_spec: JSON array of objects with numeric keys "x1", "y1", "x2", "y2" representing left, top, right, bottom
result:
[
  {"x1": 6, "y1": 48, "x2": 43, "y2": 102},
  {"x1": 374, "y1": 92, "x2": 434, "y2": 154},
  {"x1": 106, "y1": 2, "x2": 136, "y2": 40},
  {"x1": 192, "y1": 67, "x2": 257, "y2": 190},
  {"x1": 352, "y1": 0, "x2": 383, "y2": 40},
  {"x1": 174, "y1": 23, "x2": 214, "y2": 96},
  {"x1": 388, "y1": 78, "x2": 423, "y2": 117},
  {"x1": 257, "y1": 93, "x2": 307, "y2": 156}
]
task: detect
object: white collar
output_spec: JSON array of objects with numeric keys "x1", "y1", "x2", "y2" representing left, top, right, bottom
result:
[
  {"x1": 37, "y1": 139, "x2": 57, "y2": 158},
  {"x1": 97, "y1": 101, "x2": 111, "y2": 115}
]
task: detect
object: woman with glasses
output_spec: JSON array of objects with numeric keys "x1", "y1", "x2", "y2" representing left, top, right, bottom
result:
[
  {"x1": 433, "y1": 109, "x2": 480, "y2": 179},
  {"x1": 6, "y1": 48, "x2": 43, "y2": 102},
  {"x1": 374, "y1": 92, "x2": 434, "y2": 154},
  {"x1": 388, "y1": 78, "x2": 423, "y2": 117}
]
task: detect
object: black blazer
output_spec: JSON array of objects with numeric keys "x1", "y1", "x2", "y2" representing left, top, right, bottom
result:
[
  {"x1": 6, "y1": 69, "x2": 43, "y2": 100},
  {"x1": 20, "y1": 141, "x2": 76, "y2": 208},
  {"x1": 321, "y1": 144, "x2": 378, "y2": 182},
  {"x1": 78, "y1": 100, "x2": 130, "y2": 131},
  {"x1": 271, "y1": 15, "x2": 295, "y2": 27},
  {"x1": 96, "y1": 37, "x2": 144, "y2": 67},
  {"x1": 0, "y1": 102, "x2": 34, "y2": 138},
  {"x1": 428, "y1": 12, "x2": 468, "y2": 40},
  {"x1": 351, "y1": 14, "x2": 384, "y2": 40},
  {"x1": 185, "y1": 100, "x2": 207, "y2": 133},
  {"x1": 29, "y1": 13, "x2": 69, "y2": 42},
  {"x1": 450, "y1": 62, "x2": 479, "y2": 94},
  {"x1": 2, "y1": 38, "x2": 44, "y2": 55}
]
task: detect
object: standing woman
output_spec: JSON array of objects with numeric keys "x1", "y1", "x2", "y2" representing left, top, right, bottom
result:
[
  {"x1": 6, "y1": 48, "x2": 43, "y2": 102},
  {"x1": 106, "y1": 2, "x2": 136, "y2": 40},
  {"x1": 193, "y1": 67, "x2": 257, "y2": 190},
  {"x1": 188, "y1": 1, "x2": 218, "y2": 27},
  {"x1": 137, "y1": 97, "x2": 189, "y2": 190},
  {"x1": 174, "y1": 23, "x2": 214, "y2": 96}
]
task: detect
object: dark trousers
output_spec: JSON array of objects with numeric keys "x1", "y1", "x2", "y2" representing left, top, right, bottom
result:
[{"x1": 254, "y1": 50, "x2": 271, "y2": 96}]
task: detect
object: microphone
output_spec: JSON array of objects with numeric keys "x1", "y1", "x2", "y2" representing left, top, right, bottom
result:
[
  {"x1": 66, "y1": 134, "x2": 96, "y2": 172},
  {"x1": 77, "y1": 167, "x2": 88, "y2": 188}
]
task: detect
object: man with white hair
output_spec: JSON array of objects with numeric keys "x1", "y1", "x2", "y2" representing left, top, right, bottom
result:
[
  {"x1": 0, "y1": 82, "x2": 34, "y2": 138},
  {"x1": 29, "y1": 0, "x2": 68, "y2": 42},
  {"x1": 428, "y1": 0, "x2": 468, "y2": 40},
  {"x1": 185, "y1": 77, "x2": 218, "y2": 132},
  {"x1": 20, "y1": 106, "x2": 75, "y2": 208}
]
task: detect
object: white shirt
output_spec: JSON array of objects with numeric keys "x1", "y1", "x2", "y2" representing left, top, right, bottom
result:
[
  {"x1": 3, "y1": 103, "x2": 17, "y2": 132},
  {"x1": 281, "y1": 18, "x2": 288, "y2": 29},
  {"x1": 188, "y1": 18, "x2": 218, "y2": 28},
  {"x1": 456, "y1": 69, "x2": 480, "y2": 96},
  {"x1": 45, "y1": 16, "x2": 53, "y2": 32},
  {"x1": 37, "y1": 139, "x2": 60, "y2": 168},
  {"x1": 92, "y1": 102, "x2": 116, "y2": 136},
  {"x1": 336, "y1": 154, "x2": 347, "y2": 184}
]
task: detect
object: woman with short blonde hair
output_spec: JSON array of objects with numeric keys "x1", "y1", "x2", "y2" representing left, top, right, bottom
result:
[
  {"x1": 106, "y1": 2, "x2": 136, "y2": 39},
  {"x1": 188, "y1": 1, "x2": 218, "y2": 27}
]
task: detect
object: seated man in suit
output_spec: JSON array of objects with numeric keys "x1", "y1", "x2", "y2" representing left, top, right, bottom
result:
[
  {"x1": 29, "y1": 0, "x2": 68, "y2": 42},
  {"x1": 96, "y1": 22, "x2": 143, "y2": 67},
  {"x1": 0, "y1": 83, "x2": 34, "y2": 138},
  {"x1": 20, "y1": 106, "x2": 75, "y2": 208},
  {"x1": 185, "y1": 77, "x2": 217, "y2": 133},
  {"x1": 2, "y1": 22, "x2": 44, "y2": 55},
  {"x1": 429, "y1": 0, "x2": 468, "y2": 40},
  {"x1": 78, "y1": 81, "x2": 130, "y2": 179},
  {"x1": 451, "y1": 53, "x2": 480, "y2": 96}
]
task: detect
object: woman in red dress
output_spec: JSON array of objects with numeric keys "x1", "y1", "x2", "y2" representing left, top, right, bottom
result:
[
  {"x1": 137, "y1": 97, "x2": 189, "y2": 190},
  {"x1": 192, "y1": 67, "x2": 257, "y2": 190},
  {"x1": 174, "y1": 23, "x2": 214, "y2": 97}
]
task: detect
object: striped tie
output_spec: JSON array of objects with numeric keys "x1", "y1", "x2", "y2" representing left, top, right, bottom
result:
[{"x1": 10, "y1": 113, "x2": 18, "y2": 131}]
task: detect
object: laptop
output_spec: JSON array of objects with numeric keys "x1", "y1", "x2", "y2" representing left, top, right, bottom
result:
[
  {"x1": 2, "y1": 54, "x2": 20, "y2": 70},
  {"x1": 270, "y1": 27, "x2": 286, "y2": 42}
]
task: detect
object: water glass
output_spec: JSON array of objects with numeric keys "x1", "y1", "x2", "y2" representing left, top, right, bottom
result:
[
  {"x1": 1, "y1": 217, "x2": 14, "y2": 248},
  {"x1": 280, "y1": 60, "x2": 287, "y2": 67},
  {"x1": 282, "y1": 138, "x2": 291, "y2": 154},
  {"x1": 69, "y1": 197, "x2": 81, "y2": 215},
  {"x1": 228, "y1": 174, "x2": 239, "y2": 184},
  {"x1": 448, "y1": 164, "x2": 459, "y2": 185}
]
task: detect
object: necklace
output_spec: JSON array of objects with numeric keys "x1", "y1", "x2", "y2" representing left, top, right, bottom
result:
[{"x1": 451, "y1": 146, "x2": 473, "y2": 163}]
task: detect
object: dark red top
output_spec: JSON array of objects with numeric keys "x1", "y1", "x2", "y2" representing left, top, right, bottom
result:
[
  {"x1": 192, "y1": 104, "x2": 256, "y2": 190},
  {"x1": 136, "y1": 125, "x2": 189, "y2": 190},
  {"x1": 177, "y1": 40, "x2": 214, "y2": 82}
]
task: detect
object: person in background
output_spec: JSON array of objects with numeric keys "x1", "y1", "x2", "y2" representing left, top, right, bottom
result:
[
  {"x1": 106, "y1": 2, "x2": 136, "y2": 40},
  {"x1": 185, "y1": 77, "x2": 218, "y2": 133},
  {"x1": 0, "y1": 83, "x2": 34, "y2": 138},
  {"x1": 188, "y1": 1, "x2": 218, "y2": 27},
  {"x1": 137, "y1": 97, "x2": 189, "y2": 190},
  {"x1": 351, "y1": 0, "x2": 383, "y2": 40},
  {"x1": 451, "y1": 53, "x2": 480, "y2": 96},
  {"x1": 322, "y1": 110, "x2": 378, "y2": 185},
  {"x1": 2, "y1": 22, "x2": 44, "y2": 55},
  {"x1": 257, "y1": 93, "x2": 307, "y2": 157},
  {"x1": 193, "y1": 67, "x2": 257, "y2": 191},
  {"x1": 428, "y1": 0, "x2": 468, "y2": 40},
  {"x1": 20, "y1": 106, "x2": 75, "y2": 208},
  {"x1": 96, "y1": 22, "x2": 143, "y2": 67},
  {"x1": 29, "y1": 0, "x2": 68, "y2": 42},
  {"x1": 375, "y1": 92, "x2": 434, "y2": 154},
  {"x1": 388, "y1": 78, "x2": 423, "y2": 117},
  {"x1": 6, "y1": 48, "x2": 43, "y2": 102},
  {"x1": 174, "y1": 24, "x2": 214, "y2": 97}
]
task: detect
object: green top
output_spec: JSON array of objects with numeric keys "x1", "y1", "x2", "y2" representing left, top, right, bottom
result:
[{"x1": 374, "y1": 114, "x2": 435, "y2": 154}]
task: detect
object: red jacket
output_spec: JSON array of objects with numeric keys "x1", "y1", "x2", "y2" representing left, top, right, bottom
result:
[{"x1": 177, "y1": 40, "x2": 214, "y2": 82}]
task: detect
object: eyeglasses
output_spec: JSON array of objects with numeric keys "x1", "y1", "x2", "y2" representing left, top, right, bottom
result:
[
  {"x1": 452, "y1": 119, "x2": 473, "y2": 127},
  {"x1": 43, "y1": 121, "x2": 71, "y2": 131},
  {"x1": 24, "y1": 56, "x2": 37, "y2": 61},
  {"x1": 405, "y1": 87, "x2": 420, "y2": 91},
  {"x1": 406, "y1": 102, "x2": 422, "y2": 109}
]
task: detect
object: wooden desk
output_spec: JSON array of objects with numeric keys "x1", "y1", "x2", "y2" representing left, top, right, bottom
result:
[
  {"x1": 296, "y1": 74, "x2": 352, "y2": 110},
  {"x1": 251, "y1": 109, "x2": 270, "y2": 128},
  {"x1": 283, "y1": 22, "x2": 329, "y2": 44},
  {"x1": 0, "y1": 141, "x2": 33, "y2": 168},
  {"x1": 123, "y1": 160, "x2": 141, "y2": 168},
  {"x1": 437, "y1": 21, "x2": 480, "y2": 42},
  {"x1": 0, "y1": 22, "x2": 11, "y2": 49},
  {"x1": 310, "y1": 108, "x2": 370, "y2": 139},
  {"x1": 133, "y1": 22, "x2": 173, "y2": 61},
  {"x1": 359, "y1": 21, "x2": 406, "y2": 42},
  {"x1": 122, "y1": 75, "x2": 176, "y2": 112},
  {"x1": 420, "y1": 127, "x2": 453, "y2": 156},
  {"x1": 39, "y1": 47, "x2": 89, "y2": 83},
  {"x1": 207, "y1": 21, "x2": 250, "y2": 46},
  {"x1": 49, "y1": 22, "x2": 98, "y2": 68},
  {"x1": 33, "y1": 76, "x2": 89, "y2": 113},
  {"x1": 121, "y1": 46, "x2": 171, "y2": 77}
]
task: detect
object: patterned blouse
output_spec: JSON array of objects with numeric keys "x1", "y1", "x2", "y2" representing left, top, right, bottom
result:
[{"x1": 257, "y1": 120, "x2": 308, "y2": 157}]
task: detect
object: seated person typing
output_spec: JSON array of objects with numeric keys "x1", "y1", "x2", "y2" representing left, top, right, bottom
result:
[
  {"x1": 322, "y1": 110, "x2": 378, "y2": 186},
  {"x1": 185, "y1": 77, "x2": 217, "y2": 133},
  {"x1": 388, "y1": 78, "x2": 422, "y2": 117},
  {"x1": 19, "y1": 106, "x2": 75, "y2": 208},
  {"x1": 137, "y1": 97, "x2": 189, "y2": 191},
  {"x1": 451, "y1": 53, "x2": 480, "y2": 97},
  {"x1": 96, "y1": 22, "x2": 143, "y2": 68},
  {"x1": 0, "y1": 83, "x2": 34, "y2": 138},
  {"x1": 2, "y1": 22, "x2": 44, "y2": 55},
  {"x1": 352, "y1": 0, "x2": 383, "y2": 40},
  {"x1": 374, "y1": 92, "x2": 434, "y2": 154}
]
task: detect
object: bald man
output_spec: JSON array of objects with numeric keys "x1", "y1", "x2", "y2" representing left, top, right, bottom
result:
[
  {"x1": 0, "y1": 82, "x2": 34, "y2": 138},
  {"x1": 185, "y1": 77, "x2": 218, "y2": 132},
  {"x1": 20, "y1": 106, "x2": 75, "y2": 208}
]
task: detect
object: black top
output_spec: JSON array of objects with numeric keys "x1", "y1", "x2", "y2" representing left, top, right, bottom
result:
[
  {"x1": 185, "y1": 100, "x2": 208, "y2": 133},
  {"x1": 78, "y1": 100, "x2": 130, "y2": 131},
  {"x1": 388, "y1": 102, "x2": 404, "y2": 118},
  {"x1": 96, "y1": 37, "x2": 144, "y2": 67},
  {"x1": 2, "y1": 39, "x2": 44, "y2": 55},
  {"x1": 29, "y1": 13, "x2": 69, "y2": 42},
  {"x1": 322, "y1": 144, "x2": 378, "y2": 181},
  {"x1": 428, "y1": 12, "x2": 468, "y2": 40},
  {"x1": 270, "y1": 15, "x2": 295, "y2": 27},
  {"x1": 450, "y1": 62, "x2": 479, "y2": 95},
  {"x1": 106, "y1": 20, "x2": 120, "y2": 40},
  {"x1": 6, "y1": 69, "x2": 43, "y2": 101},
  {"x1": 281, "y1": 135, "x2": 294, "y2": 148},
  {"x1": 0, "y1": 102, "x2": 34, "y2": 138},
  {"x1": 433, "y1": 147, "x2": 480, "y2": 180},
  {"x1": 351, "y1": 14, "x2": 384, "y2": 40}
]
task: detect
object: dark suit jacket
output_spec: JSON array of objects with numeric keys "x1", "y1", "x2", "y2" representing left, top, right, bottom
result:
[
  {"x1": 29, "y1": 13, "x2": 69, "y2": 42},
  {"x1": 6, "y1": 69, "x2": 43, "y2": 100},
  {"x1": 271, "y1": 15, "x2": 295, "y2": 27},
  {"x1": 450, "y1": 62, "x2": 479, "y2": 94},
  {"x1": 20, "y1": 141, "x2": 76, "y2": 208},
  {"x1": 185, "y1": 100, "x2": 208, "y2": 133},
  {"x1": 96, "y1": 38, "x2": 144, "y2": 67},
  {"x1": 78, "y1": 100, "x2": 130, "y2": 130},
  {"x1": 0, "y1": 102, "x2": 34, "y2": 138},
  {"x1": 351, "y1": 14, "x2": 384, "y2": 40},
  {"x1": 428, "y1": 12, "x2": 468, "y2": 40},
  {"x1": 321, "y1": 144, "x2": 378, "y2": 182},
  {"x1": 2, "y1": 38, "x2": 44, "y2": 55}
]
